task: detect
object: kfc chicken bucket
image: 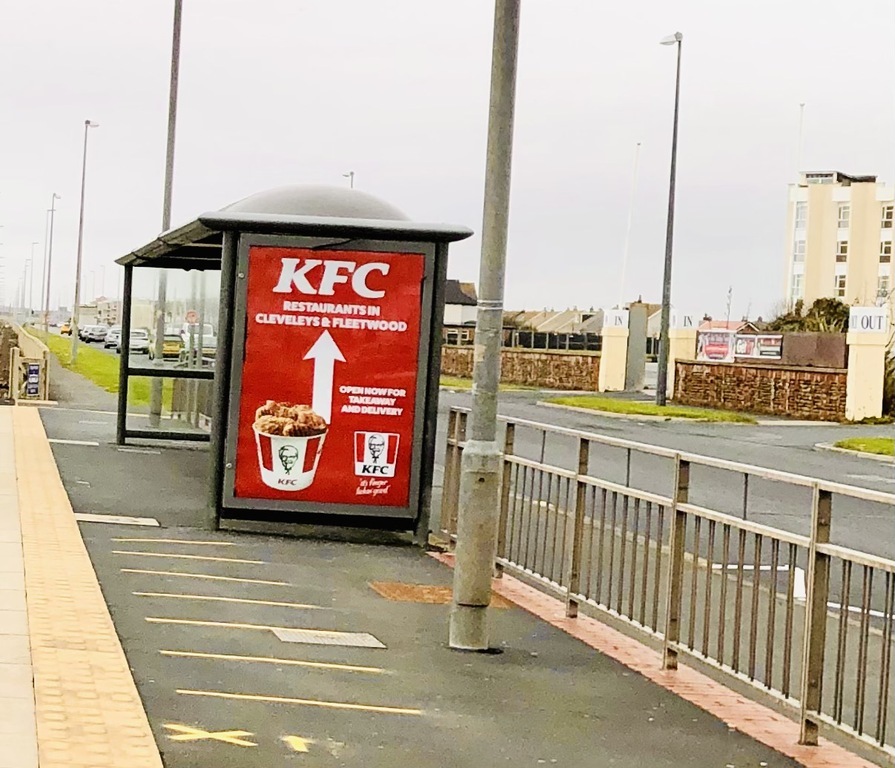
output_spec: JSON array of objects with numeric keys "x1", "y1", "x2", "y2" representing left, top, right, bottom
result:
[{"x1": 252, "y1": 401, "x2": 327, "y2": 491}]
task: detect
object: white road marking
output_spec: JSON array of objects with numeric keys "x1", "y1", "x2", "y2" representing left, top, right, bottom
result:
[
  {"x1": 48, "y1": 438, "x2": 99, "y2": 446},
  {"x1": 117, "y1": 447, "x2": 161, "y2": 455},
  {"x1": 78, "y1": 420, "x2": 109, "y2": 425},
  {"x1": 711, "y1": 564, "x2": 807, "y2": 601},
  {"x1": 75, "y1": 513, "x2": 160, "y2": 527},
  {"x1": 847, "y1": 474, "x2": 895, "y2": 485}
]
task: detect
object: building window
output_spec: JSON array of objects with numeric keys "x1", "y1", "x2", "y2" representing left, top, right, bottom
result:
[
  {"x1": 836, "y1": 241, "x2": 848, "y2": 262},
  {"x1": 882, "y1": 241, "x2": 892, "y2": 263},
  {"x1": 833, "y1": 275, "x2": 846, "y2": 298},
  {"x1": 790, "y1": 273, "x2": 804, "y2": 301},
  {"x1": 883, "y1": 205, "x2": 894, "y2": 229},
  {"x1": 794, "y1": 201, "x2": 808, "y2": 229},
  {"x1": 792, "y1": 240, "x2": 806, "y2": 263},
  {"x1": 878, "y1": 276, "x2": 890, "y2": 301},
  {"x1": 837, "y1": 204, "x2": 850, "y2": 229}
]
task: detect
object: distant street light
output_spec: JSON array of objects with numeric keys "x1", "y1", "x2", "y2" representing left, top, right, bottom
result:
[
  {"x1": 342, "y1": 171, "x2": 355, "y2": 189},
  {"x1": 655, "y1": 31, "x2": 683, "y2": 407},
  {"x1": 29, "y1": 242, "x2": 39, "y2": 314},
  {"x1": 43, "y1": 193, "x2": 61, "y2": 334},
  {"x1": 71, "y1": 120, "x2": 99, "y2": 362}
]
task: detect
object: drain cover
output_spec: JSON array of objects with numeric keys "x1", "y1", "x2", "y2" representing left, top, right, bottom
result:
[
  {"x1": 271, "y1": 628, "x2": 386, "y2": 649},
  {"x1": 369, "y1": 582, "x2": 513, "y2": 609}
]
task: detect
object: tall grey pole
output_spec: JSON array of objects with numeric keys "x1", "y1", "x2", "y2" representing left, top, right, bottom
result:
[
  {"x1": 72, "y1": 120, "x2": 98, "y2": 362},
  {"x1": 449, "y1": 0, "x2": 520, "y2": 652},
  {"x1": 655, "y1": 32, "x2": 683, "y2": 407},
  {"x1": 29, "y1": 242, "x2": 38, "y2": 314},
  {"x1": 43, "y1": 193, "x2": 60, "y2": 334},
  {"x1": 150, "y1": 0, "x2": 182, "y2": 426}
]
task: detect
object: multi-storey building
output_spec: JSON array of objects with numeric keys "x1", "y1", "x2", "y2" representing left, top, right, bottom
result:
[{"x1": 784, "y1": 171, "x2": 893, "y2": 308}]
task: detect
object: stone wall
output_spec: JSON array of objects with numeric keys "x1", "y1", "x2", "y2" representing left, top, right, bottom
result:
[
  {"x1": 441, "y1": 346, "x2": 600, "y2": 391},
  {"x1": 674, "y1": 360, "x2": 848, "y2": 421}
]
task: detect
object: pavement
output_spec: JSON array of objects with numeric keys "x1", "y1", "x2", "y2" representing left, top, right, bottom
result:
[{"x1": 0, "y1": 360, "x2": 887, "y2": 767}]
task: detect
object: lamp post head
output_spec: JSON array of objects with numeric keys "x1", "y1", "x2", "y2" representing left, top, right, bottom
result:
[
  {"x1": 86, "y1": 120, "x2": 99, "y2": 129},
  {"x1": 660, "y1": 32, "x2": 683, "y2": 45}
]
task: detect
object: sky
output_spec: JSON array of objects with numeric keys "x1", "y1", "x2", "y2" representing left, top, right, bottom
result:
[{"x1": 1, "y1": 0, "x2": 893, "y2": 320}]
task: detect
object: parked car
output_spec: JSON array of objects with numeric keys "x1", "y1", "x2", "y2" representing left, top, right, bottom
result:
[
  {"x1": 148, "y1": 332, "x2": 184, "y2": 360},
  {"x1": 59, "y1": 322, "x2": 71, "y2": 335},
  {"x1": 85, "y1": 325, "x2": 108, "y2": 343},
  {"x1": 104, "y1": 325, "x2": 122, "y2": 348},
  {"x1": 118, "y1": 328, "x2": 150, "y2": 355}
]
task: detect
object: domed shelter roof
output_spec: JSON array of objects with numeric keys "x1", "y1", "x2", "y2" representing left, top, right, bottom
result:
[
  {"x1": 222, "y1": 185, "x2": 410, "y2": 221},
  {"x1": 117, "y1": 184, "x2": 471, "y2": 270}
]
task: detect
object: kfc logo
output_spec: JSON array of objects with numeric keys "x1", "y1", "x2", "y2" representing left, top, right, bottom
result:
[
  {"x1": 273, "y1": 258, "x2": 390, "y2": 298},
  {"x1": 354, "y1": 431, "x2": 399, "y2": 477}
]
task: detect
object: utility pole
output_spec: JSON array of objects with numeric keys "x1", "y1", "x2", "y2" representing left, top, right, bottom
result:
[
  {"x1": 655, "y1": 31, "x2": 683, "y2": 406},
  {"x1": 150, "y1": 0, "x2": 183, "y2": 426},
  {"x1": 43, "y1": 193, "x2": 60, "y2": 334},
  {"x1": 449, "y1": 0, "x2": 521, "y2": 652}
]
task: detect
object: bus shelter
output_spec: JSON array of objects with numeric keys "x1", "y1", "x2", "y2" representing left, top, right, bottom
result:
[{"x1": 115, "y1": 185, "x2": 471, "y2": 538}]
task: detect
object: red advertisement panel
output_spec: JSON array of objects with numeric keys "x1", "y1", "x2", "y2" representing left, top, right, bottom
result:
[{"x1": 233, "y1": 246, "x2": 424, "y2": 507}]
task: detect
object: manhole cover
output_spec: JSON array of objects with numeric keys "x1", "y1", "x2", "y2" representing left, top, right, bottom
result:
[
  {"x1": 369, "y1": 582, "x2": 513, "y2": 609},
  {"x1": 271, "y1": 628, "x2": 386, "y2": 648}
]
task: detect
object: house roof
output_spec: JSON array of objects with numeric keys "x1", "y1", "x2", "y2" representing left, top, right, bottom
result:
[
  {"x1": 698, "y1": 320, "x2": 759, "y2": 333},
  {"x1": 444, "y1": 280, "x2": 478, "y2": 306}
]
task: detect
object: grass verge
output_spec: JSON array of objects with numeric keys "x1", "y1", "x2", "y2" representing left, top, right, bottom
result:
[
  {"x1": 833, "y1": 437, "x2": 895, "y2": 457},
  {"x1": 29, "y1": 329, "x2": 172, "y2": 409},
  {"x1": 545, "y1": 395, "x2": 757, "y2": 424},
  {"x1": 439, "y1": 376, "x2": 535, "y2": 392}
]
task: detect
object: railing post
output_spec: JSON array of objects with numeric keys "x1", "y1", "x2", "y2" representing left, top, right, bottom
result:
[
  {"x1": 566, "y1": 437, "x2": 590, "y2": 618},
  {"x1": 495, "y1": 422, "x2": 515, "y2": 577},
  {"x1": 663, "y1": 454, "x2": 690, "y2": 669},
  {"x1": 799, "y1": 484, "x2": 832, "y2": 745},
  {"x1": 440, "y1": 409, "x2": 460, "y2": 538}
]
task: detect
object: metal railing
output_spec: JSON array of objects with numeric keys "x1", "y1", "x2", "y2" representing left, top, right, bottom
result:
[{"x1": 440, "y1": 408, "x2": 895, "y2": 761}]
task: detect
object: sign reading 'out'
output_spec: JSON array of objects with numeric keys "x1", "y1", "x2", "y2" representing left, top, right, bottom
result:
[{"x1": 848, "y1": 307, "x2": 889, "y2": 334}]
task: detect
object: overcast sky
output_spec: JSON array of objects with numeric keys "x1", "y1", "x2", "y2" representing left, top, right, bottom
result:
[{"x1": 2, "y1": 0, "x2": 893, "y2": 319}]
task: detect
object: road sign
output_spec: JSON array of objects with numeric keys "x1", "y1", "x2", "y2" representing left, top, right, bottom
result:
[
  {"x1": 185, "y1": 309, "x2": 198, "y2": 324},
  {"x1": 229, "y1": 246, "x2": 424, "y2": 509}
]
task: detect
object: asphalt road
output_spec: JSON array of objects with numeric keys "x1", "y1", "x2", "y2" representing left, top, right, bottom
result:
[{"x1": 434, "y1": 391, "x2": 895, "y2": 560}]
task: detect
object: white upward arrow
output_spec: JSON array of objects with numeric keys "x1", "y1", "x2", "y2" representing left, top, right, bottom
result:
[{"x1": 303, "y1": 330, "x2": 345, "y2": 425}]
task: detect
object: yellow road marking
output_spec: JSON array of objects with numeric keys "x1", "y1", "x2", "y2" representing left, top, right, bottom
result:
[
  {"x1": 159, "y1": 649, "x2": 386, "y2": 674},
  {"x1": 177, "y1": 689, "x2": 422, "y2": 716},
  {"x1": 114, "y1": 550, "x2": 264, "y2": 564},
  {"x1": 134, "y1": 592, "x2": 324, "y2": 609},
  {"x1": 121, "y1": 569, "x2": 290, "y2": 586},
  {"x1": 113, "y1": 538, "x2": 239, "y2": 546},
  {"x1": 146, "y1": 617, "x2": 352, "y2": 635},
  {"x1": 282, "y1": 735, "x2": 313, "y2": 753},
  {"x1": 164, "y1": 723, "x2": 256, "y2": 747}
]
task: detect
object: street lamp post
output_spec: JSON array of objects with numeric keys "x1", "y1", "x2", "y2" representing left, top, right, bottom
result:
[
  {"x1": 449, "y1": 0, "x2": 521, "y2": 651},
  {"x1": 655, "y1": 31, "x2": 683, "y2": 407},
  {"x1": 71, "y1": 120, "x2": 100, "y2": 362},
  {"x1": 23, "y1": 259, "x2": 32, "y2": 320},
  {"x1": 43, "y1": 193, "x2": 60, "y2": 334},
  {"x1": 29, "y1": 242, "x2": 38, "y2": 316},
  {"x1": 342, "y1": 171, "x2": 355, "y2": 189}
]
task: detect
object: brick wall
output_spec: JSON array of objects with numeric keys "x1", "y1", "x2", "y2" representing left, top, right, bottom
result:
[
  {"x1": 441, "y1": 346, "x2": 600, "y2": 391},
  {"x1": 674, "y1": 360, "x2": 847, "y2": 421}
]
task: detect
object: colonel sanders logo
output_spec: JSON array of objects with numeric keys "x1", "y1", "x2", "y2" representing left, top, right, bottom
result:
[{"x1": 354, "y1": 432, "x2": 399, "y2": 477}]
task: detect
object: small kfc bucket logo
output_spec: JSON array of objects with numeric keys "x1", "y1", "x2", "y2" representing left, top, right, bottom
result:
[
  {"x1": 252, "y1": 401, "x2": 327, "y2": 491},
  {"x1": 354, "y1": 432, "x2": 399, "y2": 477}
]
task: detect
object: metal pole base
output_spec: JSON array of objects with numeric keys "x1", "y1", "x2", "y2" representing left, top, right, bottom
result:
[{"x1": 449, "y1": 603, "x2": 490, "y2": 651}]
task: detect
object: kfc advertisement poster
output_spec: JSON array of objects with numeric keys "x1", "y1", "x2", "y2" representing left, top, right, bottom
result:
[{"x1": 233, "y1": 246, "x2": 424, "y2": 507}]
